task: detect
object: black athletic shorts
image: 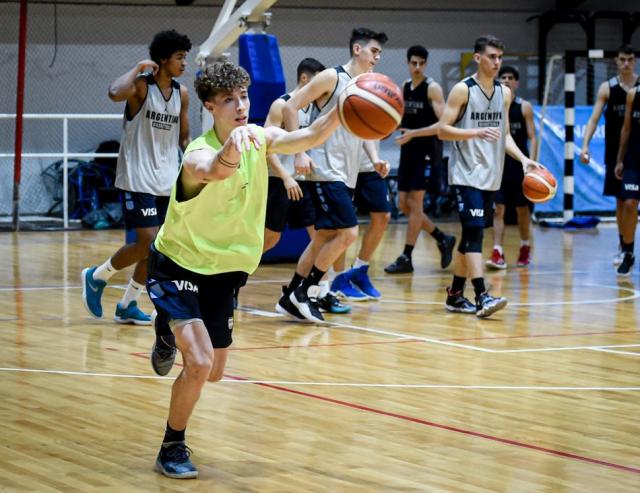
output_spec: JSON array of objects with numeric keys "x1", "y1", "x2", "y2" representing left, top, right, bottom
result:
[
  {"x1": 354, "y1": 172, "x2": 391, "y2": 214},
  {"x1": 620, "y1": 168, "x2": 640, "y2": 200},
  {"x1": 453, "y1": 185, "x2": 495, "y2": 229},
  {"x1": 121, "y1": 191, "x2": 169, "y2": 229},
  {"x1": 398, "y1": 144, "x2": 432, "y2": 192},
  {"x1": 265, "y1": 177, "x2": 316, "y2": 232},
  {"x1": 603, "y1": 161, "x2": 623, "y2": 198},
  {"x1": 146, "y1": 245, "x2": 248, "y2": 349},
  {"x1": 310, "y1": 181, "x2": 358, "y2": 230},
  {"x1": 495, "y1": 157, "x2": 530, "y2": 207}
]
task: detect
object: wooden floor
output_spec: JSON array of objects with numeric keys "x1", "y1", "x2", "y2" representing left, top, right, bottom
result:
[{"x1": 1, "y1": 222, "x2": 639, "y2": 492}]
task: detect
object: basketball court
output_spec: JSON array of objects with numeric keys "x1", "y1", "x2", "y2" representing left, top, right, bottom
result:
[
  {"x1": 1, "y1": 222, "x2": 638, "y2": 491},
  {"x1": 2, "y1": 0, "x2": 640, "y2": 491}
]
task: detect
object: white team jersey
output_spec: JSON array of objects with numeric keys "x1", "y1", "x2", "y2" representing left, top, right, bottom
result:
[
  {"x1": 358, "y1": 140, "x2": 377, "y2": 173},
  {"x1": 449, "y1": 76, "x2": 507, "y2": 191},
  {"x1": 115, "y1": 75, "x2": 182, "y2": 196},
  {"x1": 269, "y1": 94, "x2": 313, "y2": 177},
  {"x1": 307, "y1": 66, "x2": 362, "y2": 189}
]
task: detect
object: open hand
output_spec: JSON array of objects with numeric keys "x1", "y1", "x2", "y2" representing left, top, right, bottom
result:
[{"x1": 283, "y1": 176, "x2": 303, "y2": 201}]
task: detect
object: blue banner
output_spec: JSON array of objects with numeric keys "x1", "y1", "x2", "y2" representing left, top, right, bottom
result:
[{"x1": 533, "y1": 105, "x2": 615, "y2": 214}]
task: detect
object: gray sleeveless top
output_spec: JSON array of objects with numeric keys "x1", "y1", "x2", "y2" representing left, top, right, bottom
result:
[
  {"x1": 115, "y1": 75, "x2": 182, "y2": 196},
  {"x1": 270, "y1": 93, "x2": 314, "y2": 177},
  {"x1": 449, "y1": 76, "x2": 507, "y2": 191},
  {"x1": 307, "y1": 66, "x2": 363, "y2": 189}
]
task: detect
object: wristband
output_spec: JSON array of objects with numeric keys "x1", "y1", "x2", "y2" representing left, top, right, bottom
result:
[{"x1": 218, "y1": 154, "x2": 240, "y2": 168}]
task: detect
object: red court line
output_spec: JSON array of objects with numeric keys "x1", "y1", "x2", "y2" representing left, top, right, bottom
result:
[
  {"x1": 125, "y1": 351, "x2": 639, "y2": 474},
  {"x1": 225, "y1": 373, "x2": 640, "y2": 476}
]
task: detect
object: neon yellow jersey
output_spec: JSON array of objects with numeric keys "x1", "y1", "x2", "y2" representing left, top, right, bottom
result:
[{"x1": 155, "y1": 124, "x2": 268, "y2": 275}]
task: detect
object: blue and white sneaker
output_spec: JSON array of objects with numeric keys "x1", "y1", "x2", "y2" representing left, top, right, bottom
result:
[
  {"x1": 155, "y1": 441, "x2": 198, "y2": 479},
  {"x1": 331, "y1": 272, "x2": 368, "y2": 301},
  {"x1": 81, "y1": 266, "x2": 106, "y2": 318},
  {"x1": 349, "y1": 265, "x2": 381, "y2": 300},
  {"x1": 114, "y1": 300, "x2": 152, "y2": 325}
]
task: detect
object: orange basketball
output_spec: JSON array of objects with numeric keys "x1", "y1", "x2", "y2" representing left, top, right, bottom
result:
[
  {"x1": 338, "y1": 73, "x2": 404, "y2": 140},
  {"x1": 522, "y1": 167, "x2": 557, "y2": 203}
]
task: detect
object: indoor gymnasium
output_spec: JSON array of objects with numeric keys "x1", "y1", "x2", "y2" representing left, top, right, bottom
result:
[{"x1": 1, "y1": 0, "x2": 639, "y2": 491}]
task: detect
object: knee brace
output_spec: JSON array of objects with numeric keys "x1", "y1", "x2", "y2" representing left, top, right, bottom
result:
[{"x1": 459, "y1": 226, "x2": 483, "y2": 253}]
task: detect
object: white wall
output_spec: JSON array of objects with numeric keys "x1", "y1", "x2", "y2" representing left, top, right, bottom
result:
[{"x1": 1, "y1": 1, "x2": 638, "y2": 214}]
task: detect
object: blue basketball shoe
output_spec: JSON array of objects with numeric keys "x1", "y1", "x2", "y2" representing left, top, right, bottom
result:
[
  {"x1": 349, "y1": 265, "x2": 381, "y2": 300},
  {"x1": 331, "y1": 272, "x2": 368, "y2": 301},
  {"x1": 155, "y1": 442, "x2": 198, "y2": 479},
  {"x1": 81, "y1": 266, "x2": 106, "y2": 318},
  {"x1": 114, "y1": 300, "x2": 152, "y2": 325}
]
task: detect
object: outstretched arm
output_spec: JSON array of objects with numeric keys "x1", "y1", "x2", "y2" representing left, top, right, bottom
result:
[{"x1": 266, "y1": 106, "x2": 340, "y2": 156}]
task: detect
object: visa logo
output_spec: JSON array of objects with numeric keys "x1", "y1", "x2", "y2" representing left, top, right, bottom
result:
[
  {"x1": 469, "y1": 209, "x2": 484, "y2": 217},
  {"x1": 141, "y1": 207, "x2": 157, "y2": 216},
  {"x1": 173, "y1": 280, "x2": 199, "y2": 293}
]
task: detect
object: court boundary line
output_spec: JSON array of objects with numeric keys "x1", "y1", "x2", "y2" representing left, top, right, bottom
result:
[{"x1": 2, "y1": 366, "x2": 639, "y2": 391}]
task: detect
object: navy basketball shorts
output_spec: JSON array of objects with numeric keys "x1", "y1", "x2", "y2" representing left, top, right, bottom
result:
[
  {"x1": 603, "y1": 161, "x2": 623, "y2": 198},
  {"x1": 495, "y1": 158, "x2": 530, "y2": 207},
  {"x1": 354, "y1": 171, "x2": 392, "y2": 214},
  {"x1": 620, "y1": 167, "x2": 640, "y2": 200},
  {"x1": 265, "y1": 177, "x2": 316, "y2": 232},
  {"x1": 453, "y1": 185, "x2": 495, "y2": 229},
  {"x1": 121, "y1": 191, "x2": 169, "y2": 229},
  {"x1": 398, "y1": 145, "x2": 430, "y2": 192},
  {"x1": 310, "y1": 181, "x2": 358, "y2": 230},
  {"x1": 146, "y1": 245, "x2": 248, "y2": 349}
]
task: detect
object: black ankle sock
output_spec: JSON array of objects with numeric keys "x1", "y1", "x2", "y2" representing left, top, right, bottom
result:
[
  {"x1": 403, "y1": 244, "x2": 414, "y2": 258},
  {"x1": 471, "y1": 277, "x2": 486, "y2": 299},
  {"x1": 451, "y1": 275, "x2": 466, "y2": 293},
  {"x1": 286, "y1": 272, "x2": 304, "y2": 294},
  {"x1": 430, "y1": 227, "x2": 445, "y2": 243},
  {"x1": 622, "y1": 241, "x2": 634, "y2": 254},
  {"x1": 301, "y1": 266, "x2": 325, "y2": 290},
  {"x1": 163, "y1": 423, "x2": 185, "y2": 444},
  {"x1": 155, "y1": 312, "x2": 173, "y2": 338}
]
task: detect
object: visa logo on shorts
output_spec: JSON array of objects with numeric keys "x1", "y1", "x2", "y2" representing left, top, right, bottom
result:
[
  {"x1": 173, "y1": 280, "x2": 199, "y2": 293},
  {"x1": 624, "y1": 184, "x2": 639, "y2": 191},
  {"x1": 469, "y1": 209, "x2": 484, "y2": 217},
  {"x1": 141, "y1": 207, "x2": 157, "y2": 216}
]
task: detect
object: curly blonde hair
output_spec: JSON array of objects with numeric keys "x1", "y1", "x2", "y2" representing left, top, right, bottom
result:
[{"x1": 194, "y1": 62, "x2": 251, "y2": 103}]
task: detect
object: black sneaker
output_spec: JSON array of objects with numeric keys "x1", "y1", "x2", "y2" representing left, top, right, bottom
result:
[
  {"x1": 150, "y1": 311, "x2": 177, "y2": 376},
  {"x1": 444, "y1": 288, "x2": 476, "y2": 314},
  {"x1": 475, "y1": 292, "x2": 508, "y2": 318},
  {"x1": 317, "y1": 292, "x2": 352, "y2": 313},
  {"x1": 617, "y1": 252, "x2": 635, "y2": 277},
  {"x1": 437, "y1": 234, "x2": 456, "y2": 269},
  {"x1": 275, "y1": 286, "x2": 307, "y2": 321},
  {"x1": 155, "y1": 441, "x2": 198, "y2": 479},
  {"x1": 289, "y1": 285, "x2": 325, "y2": 323},
  {"x1": 384, "y1": 254, "x2": 414, "y2": 274}
]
